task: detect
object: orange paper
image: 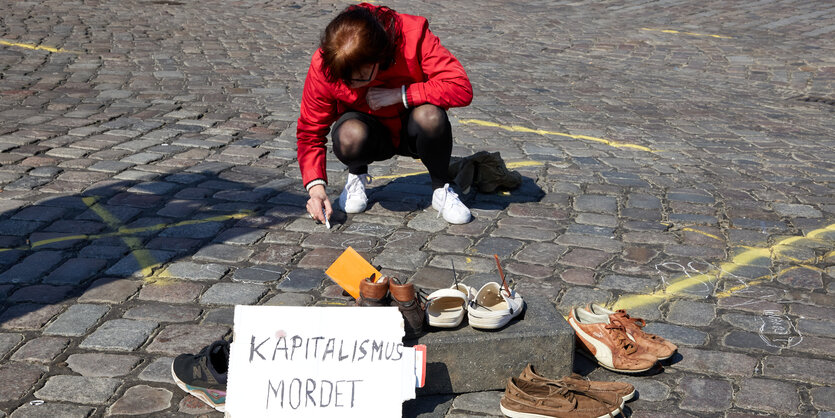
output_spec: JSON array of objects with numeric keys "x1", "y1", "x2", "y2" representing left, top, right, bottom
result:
[{"x1": 325, "y1": 246, "x2": 381, "y2": 299}]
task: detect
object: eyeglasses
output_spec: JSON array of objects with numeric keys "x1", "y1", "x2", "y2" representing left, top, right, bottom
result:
[{"x1": 349, "y1": 63, "x2": 377, "y2": 83}]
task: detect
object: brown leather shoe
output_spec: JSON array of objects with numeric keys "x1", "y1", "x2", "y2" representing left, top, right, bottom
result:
[
  {"x1": 589, "y1": 304, "x2": 678, "y2": 360},
  {"x1": 519, "y1": 364, "x2": 636, "y2": 402},
  {"x1": 568, "y1": 308, "x2": 658, "y2": 373},
  {"x1": 500, "y1": 377, "x2": 623, "y2": 418},
  {"x1": 389, "y1": 278, "x2": 425, "y2": 338},
  {"x1": 357, "y1": 275, "x2": 390, "y2": 307}
]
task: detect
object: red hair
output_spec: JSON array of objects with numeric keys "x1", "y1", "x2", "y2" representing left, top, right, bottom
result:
[{"x1": 319, "y1": 3, "x2": 401, "y2": 84}]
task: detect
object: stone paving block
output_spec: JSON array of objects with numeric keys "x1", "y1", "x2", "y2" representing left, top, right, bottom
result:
[
  {"x1": 43, "y1": 258, "x2": 108, "y2": 285},
  {"x1": 415, "y1": 296, "x2": 573, "y2": 395},
  {"x1": 811, "y1": 386, "x2": 835, "y2": 411},
  {"x1": 137, "y1": 280, "x2": 204, "y2": 303},
  {"x1": 598, "y1": 274, "x2": 657, "y2": 293},
  {"x1": 35, "y1": 375, "x2": 121, "y2": 404},
  {"x1": 77, "y1": 278, "x2": 141, "y2": 304},
  {"x1": 107, "y1": 384, "x2": 172, "y2": 416},
  {"x1": 203, "y1": 307, "x2": 235, "y2": 325},
  {"x1": 773, "y1": 203, "x2": 822, "y2": 218},
  {"x1": 66, "y1": 353, "x2": 141, "y2": 377},
  {"x1": 7, "y1": 285, "x2": 73, "y2": 304},
  {"x1": 105, "y1": 250, "x2": 175, "y2": 277},
  {"x1": 138, "y1": 357, "x2": 176, "y2": 384},
  {"x1": 428, "y1": 254, "x2": 495, "y2": 273},
  {"x1": 232, "y1": 264, "x2": 286, "y2": 283},
  {"x1": 762, "y1": 356, "x2": 835, "y2": 385},
  {"x1": 123, "y1": 303, "x2": 202, "y2": 322},
  {"x1": 0, "y1": 362, "x2": 45, "y2": 402},
  {"x1": 575, "y1": 213, "x2": 618, "y2": 227},
  {"x1": 213, "y1": 227, "x2": 267, "y2": 245},
  {"x1": 0, "y1": 333, "x2": 23, "y2": 359},
  {"x1": 200, "y1": 282, "x2": 268, "y2": 305},
  {"x1": 11, "y1": 336, "x2": 69, "y2": 363},
  {"x1": 193, "y1": 243, "x2": 254, "y2": 263},
  {"x1": 0, "y1": 304, "x2": 66, "y2": 331},
  {"x1": 677, "y1": 376, "x2": 733, "y2": 412},
  {"x1": 722, "y1": 330, "x2": 782, "y2": 353},
  {"x1": 9, "y1": 403, "x2": 95, "y2": 418},
  {"x1": 265, "y1": 292, "x2": 315, "y2": 306},
  {"x1": 11, "y1": 205, "x2": 66, "y2": 222},
  {"x1": 778, "y1": 267, "x2": 823, "y2": 289},
  {"x1": 426, "y1": 235, "x2": 471, "y2": 253},
  {"x1": 559, "y1": 248, "x2": 612, "y2": 269},
  {"x1": 574, "y1": 195, "x2": 617, "y2": 213},
  {"x1": 735, "y1": 378, "x2": 800, "y2": 415},
  {"x1": 146, "y1": 323, "x2": 229, "y2": 356},
  {"x1": 80, "y1": 319, "x2": 158, "y2": 351},
  {"x1": 159, "y1": 261, "x2": 228, "y2": 281},
  {"x1": 642, "y1": 322, "x2": 708, "y2": 346},
  {"x1": 158, "y1": 220, "x2": 226, "y2": 239},
  {"x1": 374, "y1": 247, "x2": 429, "y2": 272},
  {"x1": 297, "y1": 247, "x2": 344, "y2": 270},
  {"x1": 0, "y1": 251, "x2": 65, "y2": 284},
  {"x1": 665, "y1": 300, "x2": 716, "y2": 326},
  {"x1": 673, "y1": 348, "x2": 757, "y2": 377},
  {"x1": 556, "y1": 233, "x2": 623, "y2": 253},
  {"x1": 515, "y1": 242, "x2": 566, "y2": 266}
]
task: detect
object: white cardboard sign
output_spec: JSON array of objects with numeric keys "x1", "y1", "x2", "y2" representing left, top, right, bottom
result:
[{"x1": 226, "y1": 305, "x2": 417, "y2": 417}]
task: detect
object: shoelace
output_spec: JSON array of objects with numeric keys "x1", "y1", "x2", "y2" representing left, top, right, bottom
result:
[
  {"x1": 605, "y1": 319, "x2": 639, "y2": 354},
  {"x1": 435, "y1": 184, "x2": 458, "y2": 218},
  {"x1": 542, "y1": 382, "x2": 621, "y2": 416},
  {"x1": 612, "y1": 310, "x2": 667, "y2": 341}
]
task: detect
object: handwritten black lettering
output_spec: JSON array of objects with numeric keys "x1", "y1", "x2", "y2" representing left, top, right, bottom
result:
[
  {"x1": 338, "y1": 339, "x2": 350, "y2": 361},
  {"x1": 357, "y1": 339, "x2": 369, "y2": 361},
  {"x1": 251, "y1": 335, "x2": 268, "y2": 362},
  {"x1": 371, "y1": 340, "x2": 384, "y2": 361},
  {"x1": 320, "y1": 380, "x2": 333, "y2": 407},
  {"x1": 323, "y1": 338, "x2": 336, "y2": 361},
  {"x1": 273, "y1": 336, "x2": 287, "y2": 360},
  {"x1": 392, "y1": 343, "x2": 403, "y2": 361},
  {"x1": 310, "y1": 336, "x2": 324, "y2": 358},
  {"x1": 290, "y1": 336, "x2": 303, "y2": 360},
  {"x1": 266, "y1": 379, "x2": 284, "y2": 409},
  {"x1": 289, "y1": 378, "x2": 301, "y2": 409},
  {"x1": 305, "y1": 378, "x2": 317, "y2": 407}
]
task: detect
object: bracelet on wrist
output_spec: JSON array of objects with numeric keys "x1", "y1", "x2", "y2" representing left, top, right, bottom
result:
[{"x1": 401, "y1": 85, "x2": 409, "y2": 109}]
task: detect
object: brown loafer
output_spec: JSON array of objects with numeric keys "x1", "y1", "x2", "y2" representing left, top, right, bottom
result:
[
  {"x1": 357, "y1": 275, "x2": 390, "y2": 307},
  {"x1": 389, "y1": 278, "x2": 425, "y2": 338},
  {"x1": 500, "y1": 377, "x2": 623, "y2": 418},
  {"x1": 519, "y1": 364, "x2": 636, "y2": 402}
]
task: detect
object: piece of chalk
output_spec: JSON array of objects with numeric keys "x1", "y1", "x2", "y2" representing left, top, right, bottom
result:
[{"x1": 323, "y1": 208, "x2": 331, "y2": 229}]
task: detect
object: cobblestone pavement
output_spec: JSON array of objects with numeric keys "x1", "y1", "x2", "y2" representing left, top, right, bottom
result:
[{"x1": 1, "y1": 0, "x2": 834, "y2": 416}]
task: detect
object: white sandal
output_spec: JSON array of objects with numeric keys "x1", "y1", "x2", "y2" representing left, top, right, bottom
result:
[
  {"x1": 425, "y1": 284, "x2": 474, "y2": 328},
  {"x1": 468, "y1": 282, "x2": 525, "y2": 330}
]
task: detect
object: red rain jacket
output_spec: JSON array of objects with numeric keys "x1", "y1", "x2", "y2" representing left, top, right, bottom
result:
[{"x1": 296, "y1": 4, "x2": 473, "y2": 188}]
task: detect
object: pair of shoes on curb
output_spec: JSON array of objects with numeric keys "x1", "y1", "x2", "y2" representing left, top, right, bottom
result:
[
  {"x1": 500, "y1": 364, "x2": 628, "y2": 418},
  {"x1": 568, "y1": 304, "x2": 678, "y2": 373},
  {"x1": 357, "y1": 275, "x2": 425, "y2": 338},
  {"x1": 424, "y1": 281, "x2": 525, "y2": 330},
  {"x1": 340, "y1": 175, "x2": 471, "y2": 225},
  {"x1": 171, "y1": 340, "x2": 229, "y2": 412}
]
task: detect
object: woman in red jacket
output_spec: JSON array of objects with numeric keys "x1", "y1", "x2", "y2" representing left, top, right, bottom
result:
[{"x1": 298, "y1": 3, "x2": 473, "y2": 225}]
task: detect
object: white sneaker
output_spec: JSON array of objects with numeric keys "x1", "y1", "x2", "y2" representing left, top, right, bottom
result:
[
  {"x1": 339, "y1": 173, "x2": 371, "y2": 213},
  {"x1": 432, "y1": 183, "x2": 471, "y2": 224}
]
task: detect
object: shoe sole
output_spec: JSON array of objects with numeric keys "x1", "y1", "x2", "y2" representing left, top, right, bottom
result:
[
  {"x1": 171, "y1": 362, "x2": 227, "y2": 412},
  {"x1": 576, "y1": 348, "x2": 655, "y2": 374},
  {"x1": 500, "y1": 399, "x2": 625, "y2": 418}
]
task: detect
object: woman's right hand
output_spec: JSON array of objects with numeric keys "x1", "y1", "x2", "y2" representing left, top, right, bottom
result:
[{"x1": 306, "y1": 184, "x2": 332, "y2": 224}]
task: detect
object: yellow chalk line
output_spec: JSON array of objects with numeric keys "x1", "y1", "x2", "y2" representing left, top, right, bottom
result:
[
  {"x1": 82, "y1": 197, "x2": 160, "y2": 278},
  {"x1": 0, "y1": 211, "x2": 253, "y2": 253},
  {"x1": 373, "y1": 160, "x2": 544, "y2": 181},
  {"x1": 614, "y1": 222, "x2": 835, "y2": 310},
  {"x1": 681, "y1": 227, "x2": 723, "y2": 241},
  {"x1": 0, "y1": 39, "x2": 78, "y2": 54},
  {"x1": 458, "y1": 119, "x2": 657, "y2": 153},
  {"x1": 640, "y1": 28, "x2": 733, "y2": 39}
]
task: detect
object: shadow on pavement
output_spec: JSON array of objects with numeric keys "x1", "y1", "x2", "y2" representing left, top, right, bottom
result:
[{"x1": 0, "y1": 166, "x2": 544, "y2": 328}]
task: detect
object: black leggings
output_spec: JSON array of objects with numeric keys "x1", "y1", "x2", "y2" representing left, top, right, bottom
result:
[{"x1": 331, "y1": 104, "x2": 453, "y2": 189}]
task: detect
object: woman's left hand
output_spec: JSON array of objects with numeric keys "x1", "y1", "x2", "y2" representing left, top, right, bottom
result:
[{"x1": 366, "y1": 87, "x2": 401, "y2": 110}]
